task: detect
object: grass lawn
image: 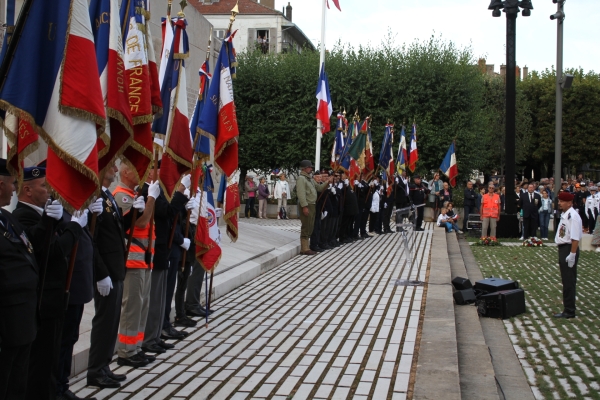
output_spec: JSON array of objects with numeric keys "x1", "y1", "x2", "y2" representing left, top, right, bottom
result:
[{"x1": 470, "y1": 245, "x2": 600, "y2": 399}]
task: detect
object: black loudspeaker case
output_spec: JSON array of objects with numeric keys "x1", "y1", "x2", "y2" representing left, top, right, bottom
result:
[
  {"x1": 474, "y1": 277, "x2": 519, "y2": 293},
  {"x1": 452, "y1": 276, "x2": 473, "y2": 291},
  {"x1": 453, "y1": 288, "x2": 476, "y2": 305},
  {"x1": 478, "y1": 289, "x2": 526, "y2": 319}
]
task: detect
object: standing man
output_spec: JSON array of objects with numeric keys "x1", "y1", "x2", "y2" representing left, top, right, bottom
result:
[
  {"x1": 554, "y1": 191, "x2": 582, "y2": 319},
  {"x1": 274, "y1": 173, "x2": 290, "y2": 219},
  {"x1": 296, "y1": 160, "x2": 329, "y2": 255},
  {"x1": 409, "y1": 174, "x2": 429, "y2": 231},
  {"x1": 463, "y1": 180, "x2": 477, "y2": 232},
  {"x1": 519, "y1": 183, "x2": 542, "y2": 238},
  {"x1": 87, "y1": 163, "x2": 143, "y2": 388},
  {"x1": 13, "y1": 167, "x2": 86, "y2": 400},
  {"x1": 0, "y1": 161, "x2": 58, "y2": 399},
  {"x1": 480, "y1": 183, "x2": 501, "y2": 240},
  {"x1": 394, "y1": 172, "x2": 409, "y2": 232}
]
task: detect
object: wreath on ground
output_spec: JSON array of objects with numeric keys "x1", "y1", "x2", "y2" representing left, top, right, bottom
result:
[
  {"x1": 475, "y1": 237, "x2": 501, "y2": 246},
  {"x1": 523, "y1": 237, "x2": 543, "y2": 247}
]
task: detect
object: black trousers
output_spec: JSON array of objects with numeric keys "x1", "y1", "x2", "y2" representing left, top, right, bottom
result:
[
  {"x1": 463, "y1": 205, "x2": 474, "y2": 231},
  {"x1": 310, "y1": 210, "x2": 322, "y2": 249},
  {"x1": 57, "y1": 304, "x2": 85, "y2": 396},
  {"x1": 359, "y1": 207, "x2": 369, "y2": 236},
  {"x1": 175, "y1": 260, "x2": 192, "y2": 318},
  {"x1": 352, "y1": 210, "x2": 362, "y2": 238},
  {"x1": 27, "y1": 314, "x2": 64, "y2": 400},
  {"x1": 340, "y1": 215, "x2": 354, "y2": 240},
  {"x1": 558, "y1": 244, "x2": 578, "y2": 314},
  {"x1": 328, "y1": 216, "x2": 339, "y2": 245},
  {"x1": 163, "y1": 252, "x2": 181, "y2": 330},
  {"x1": 382, "y1": 204, "x2": 394, "y2": 232},
  {"x1": 587, "y1": 209, "x2": 598, "y2": 234},
  {"x1": 369, "y1": 212, "x2": 380, "y2": 233},
  {"x1": 0, "y1": 343, "x2": 31, "y2": 399},
  {"x1": 319, "y1": 216, "x2": 331, "y2": 246},
  {"x1": 523, "y1": 216, "x2": 538, "y2": 238},
  {"x1": 87, "y1": 280, "x2": 124, "y2": 380},
  {"x1": 185, "y1": 261, "x2": 206, "y2": 311},
  {"x1": 415, "y1": 205, "x2": 424, "y2": 229}
]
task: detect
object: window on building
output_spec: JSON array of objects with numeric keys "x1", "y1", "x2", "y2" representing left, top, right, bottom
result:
[
  {"x1": 215, "y1": 29, "x2": 225, "y2": 40},
  {"x1": 256, "y1": 29, "x2": 269, "y2": 54}
]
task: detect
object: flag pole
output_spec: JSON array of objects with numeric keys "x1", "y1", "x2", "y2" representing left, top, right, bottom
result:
[{"x1": 314, "y1": 0, "x2": 327, "y2": 171}]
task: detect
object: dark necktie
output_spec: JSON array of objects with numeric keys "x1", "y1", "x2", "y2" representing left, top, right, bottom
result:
[{"x1": 530, "y1": 193, "x2": 533, "y2": 202}]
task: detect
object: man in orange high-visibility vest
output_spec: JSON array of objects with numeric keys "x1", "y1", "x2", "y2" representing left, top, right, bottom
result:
[
  {"x1": 481, "y1": 182, "x2": 501, "y2": 240},
  {"x1": 113, "y1": 164, "x2": 160, "y2": 368}
]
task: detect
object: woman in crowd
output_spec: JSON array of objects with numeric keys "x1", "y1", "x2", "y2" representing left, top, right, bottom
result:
[
  {"x1": 441, "y1": 181, "x2": 452, "y2": 204},
  {"x1": 244, "y1": 174, "x2": 258, "y2": 218},
  {"x1": 257, "y1": 177, "x2": 269, "y2": 219},
  {"x1": 274, "y1": 173, "x2": 290, "y2": 219},
  {"x1": 539, "y1": 189, "x2": 552, "y2": 240},
  {"x1": 430, "y1": 173, "x2": 443, "y2": 218}
]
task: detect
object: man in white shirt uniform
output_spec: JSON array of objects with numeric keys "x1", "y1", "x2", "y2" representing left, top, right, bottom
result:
[{"x1": 554, "y1": 191, "x2": 582, "y2": 319}]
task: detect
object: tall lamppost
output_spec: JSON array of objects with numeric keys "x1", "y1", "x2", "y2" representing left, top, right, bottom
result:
[{"x1": 488, "y1": 0, "x2": 533, "y2": 216}]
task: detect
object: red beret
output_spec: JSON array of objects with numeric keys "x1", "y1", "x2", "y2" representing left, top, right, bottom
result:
[{"x1": 558, "y1": 191, "x2": 574, "y2": 201}]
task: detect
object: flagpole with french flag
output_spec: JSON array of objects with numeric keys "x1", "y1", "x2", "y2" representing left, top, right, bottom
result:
[{"x1": 440, "y1": 141, "x2": 458, "y2": 187}]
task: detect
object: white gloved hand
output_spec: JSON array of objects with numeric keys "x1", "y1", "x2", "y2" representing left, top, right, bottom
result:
[
  {"x1": 88, "y1": 198, "x2": 103, "y2": 214},
  {"x1": 369, "y1": 180, "x2": 375, "y2": 187},
  {"x1": 338, "y1": 183, "x2": 343, "y2": 189},
  {"x1": 147, "y1": 180, "x2": 160, "y2": 199},
  {"x1": 330, "y1": 186, "x2": 336, "y2": 194},
  {"x1": 384, "y1": 203, "x2": 388, "y2": 209},
  {"x1": 321, "y1": 211, "x2": 328, "y2": 220},
  {"x1": 395, "y1": 177, "x2": 399, "y2": 183},
  {"x1": 180, "y1": 238, "x2": 191, "y2": 251},
  {"x1": 215, "y1": 208, "x2": 223, "y2": 218},
  {"x1": 354, "y1": 180, "x2": 359, "y2": 186},
  {"x1": 96, "y1": 276, "x2": 113, "y2": 297},
  {"x1": 181, "y1": 174, "x2": 191, "y2": 190},
  {"x1": 566, "y1": 252, "x2": 577, "y2": 268},
  {"x1": 184, "y1": 188, "x2": 190, "y2": 198},
  {"x1": 344, "y1": 179, "x2": 349, "y2": 186},
  {"x1": 71, "y1": 210, "x2": 89, "y2": 228},
  {"x1": 45, "y1": 200, "x2": 63, "y2": 220},
  {"x1": 133, "y1": 196, "x2": 146, "y2": 212},
  {"x1": 185, "y1": 197, "x2": 198, "y2": 210},
  {"x1": 190, "y1": 205, "x2": 199, "y2": 225}
]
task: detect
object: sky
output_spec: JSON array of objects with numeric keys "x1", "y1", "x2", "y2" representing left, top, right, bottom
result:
[{"x1": 275, "y1": 0, "x2": 600, "y2": 74}]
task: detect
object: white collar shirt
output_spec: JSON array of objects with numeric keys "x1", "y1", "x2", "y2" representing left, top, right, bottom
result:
[
  {"x1": 20, "y1": 201, "x2": 44, "y2": 216},
  {"x1": 555, "y1": 207, "x2": 582, "y2": 245}
]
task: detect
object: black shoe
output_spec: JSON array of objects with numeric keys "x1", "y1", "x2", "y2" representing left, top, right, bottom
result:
[
  {"x1": 58, "y1": 389, "x2": 96, "y2": 400},
  {"x1": 186, "y1": 307, "x2": 207, "y2": 317},
  {"x1": 117, "y1": 354, "x2": 149, "y2": 368},
  {"x1": 161, "y1": 327, "x2": 186, "y2": 340},
  {"x1": 342, "y1": 238, "x2": 353, "y2": 244},
  {"x1": 142, "y1": 344, "x2": 166, "y2": 354},
  {"x1": 319, "y1": 244, "x2": 333, "y2": 250},
  {"x1": 310, "y1": 246, "x2": 323, "y2": 252},
  {"x1": 329, "y1": 241, "x2": 340, "y2": 248},
  {"x1": 174, "y1": 327, "x2": 190, "y2": 337},
  {"x1": 87, "y1": 375, "x2": 121, "y2": 389},
  {"x1": 157, "y1": 339, "x2": 175, "y2": 350},
  {"x1": 415, "y1": 227, "x2": 424, "y2": 231},
  {"x1": 553, "y1": 312, "x2": 576, "y2": 319},
  {"x1": 383, "y1": 230, "x2": 393, "y2": 234},
  {"x1": 174, "y1": 316, "x2": 197, "y2": 327},
  {"x1": 106, "y1": 370, "x2": 127, "y2": 382},
  {"x1": 138, "y1": 351, "x2": 156, "y2": 363},
  {"x1": 360, "y1": 234, "x2": 371, "y2": 239}
]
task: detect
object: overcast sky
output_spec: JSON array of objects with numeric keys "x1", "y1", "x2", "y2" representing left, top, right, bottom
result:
[{"x1": 275, "y1": 0, "x2": 599, "y2": 74}]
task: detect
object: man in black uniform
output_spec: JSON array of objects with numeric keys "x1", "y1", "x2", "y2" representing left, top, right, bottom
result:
[
  {"x1": 87, "y1": 163, "x2": 141, "y2": 388},
  {"x1": 13, "y1": 167, "x2": 86, "y2": 400},
  {"x1": 394, "y1": 172, "x2": 409, "y2": 232},
  {"x1": 340, "y1": 174, "x2": 358, "y2": 243},
  {"x1": 381, "y1": 180, "x2": 395, "y2": 234},
  {"x1": 463, "y1": 180, "x2": 477, "y2": 232},
  {"x1": 519, "y1": 183, "x2": 542, "y2": 238},
  {"x1": 409, "y1": 174, "x2": 429, "y2": 231},
  {"x1": 0, "y1": 160, "x2": 57, "y2": 399}
]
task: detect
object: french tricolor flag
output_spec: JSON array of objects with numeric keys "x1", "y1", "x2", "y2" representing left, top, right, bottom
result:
[
  {"x1": 190, "y1": 60, "x2": 212, "y2": 162},
  {"x1": 195, "y1": 164, "x2": 222, "y2": 272},
  {"x1": 0, "y1": 0, "x2": 105, "y2": 211},
  {"x1": 315, "y1": 63, "x2": 333, "y2": 134},
  {"x1": 440, "y1": 142, "x2": 458, "y2": 187},
  {"x1": 396, "y1": 125, "x2": 408, "y2": 173},
  {"x1": 90, "y1": 0, "x2": 133, "y2": 179},
  {"x1": 408, "y1": 124, "x2": 418, "y2": 172}
]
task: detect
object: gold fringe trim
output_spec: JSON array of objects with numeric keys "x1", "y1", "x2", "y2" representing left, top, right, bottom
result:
[
  {"x1": 213, "y1": 137, "x2": 238, "y2": 164},
  {"x1": 164, "y1": 147, "x2": 192, "y2": 170},
  {"x1": 134, "y1": 7, "x2": 150, "y2": 19},
  {"x1": 120, "y1": 138, "x2": 153, "y2": 184},
  {"x1": 97, "y1": 131, "x2": 110, "y2": 159},
  {"x1": 133, "y1": 114, "x2": 154, "y2": 125},
  {"x1": 98, "y1": 129, "x2": 134, "y2": 182},
  {"x1": 152, "y1": 105, "x2": 163, "y2": 118},
  {"x1": 173, "y1": 53, "x2": 189, "y2": 60},
  {"x1": 199, "y1": 252, "x2": 221, "y2": 273},
  {"x1": 224, "y1": 207, "x2": 239, "y2": 243},
  {"x1": 106, "y1": 107, "x2": 134, "y2": 135}
]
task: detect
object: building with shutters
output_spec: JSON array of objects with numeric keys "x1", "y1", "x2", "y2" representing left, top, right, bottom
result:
[{"x1": 191, "y1": 0, "x2": 315, "y2": 55}]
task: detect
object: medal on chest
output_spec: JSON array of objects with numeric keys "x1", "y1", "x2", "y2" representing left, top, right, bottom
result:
[{"x1": 559, "y1": 224, "x2": 566, "y2": 238}]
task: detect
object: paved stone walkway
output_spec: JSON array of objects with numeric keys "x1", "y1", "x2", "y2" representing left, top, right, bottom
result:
[{"x1": 70, "y1": 221, "x2": 433, "y2": 400}]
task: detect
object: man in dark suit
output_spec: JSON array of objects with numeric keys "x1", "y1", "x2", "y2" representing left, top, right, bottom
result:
[
  {"x1": 86, "y1": 163, "x2": 142, "y2": 389},
  {"x1": 519, "y1": 183, "x2": 542, "y2": 238},
  {"x1": 12, "y1": 167, "x2": 85, "y2": 400},
  {"x1": 0, "y1": 160, "x2": 60, "y2": 399},
  {"x1": 409, "y1": 174, "x2": 430, "y2": 231}
]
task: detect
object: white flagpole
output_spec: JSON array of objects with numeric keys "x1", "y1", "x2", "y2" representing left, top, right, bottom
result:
[{"x1": 314, "y1": 0, "x2": 327, "y2": 171}]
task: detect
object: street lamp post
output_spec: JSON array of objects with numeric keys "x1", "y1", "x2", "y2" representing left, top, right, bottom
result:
[
  {"x1": 551, "y1": 0, "x2": 565, "y2": 197},
  {"x1": 488, "y1": 0, "x2": 533, "y2": 216}
]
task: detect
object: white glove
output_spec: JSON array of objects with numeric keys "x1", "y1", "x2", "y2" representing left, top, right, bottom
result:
[
  {"x1": 215, "y1": 208, "x2": 223, "y2": 218},
  {"x1": 344, "y1": 179, "x2": 349, "y2": 186},
  {"x1": 181, "y1": 174, "x2": 191, "y2": 190},
  {"x1": 354, "y1": 180, "x2": 359, "y2": 186},
  {"x1": 321, "y1": 211, "x2": 328, "y2": 220},
  {"x1": 384, "y1": 203, "x2": 388, "y2": 209},
  {"x1": 330, "y1": 186, "x2": 336, "y2": 195},
  {"x1": 180, "y1": 238, "x2": 191, "y2": 251},
  {"x1": 185, "y1": 197, "x2": 198, "y2": 210},
  {"x1": 45, "y1": 200, "x2": 63, "y2": 220},
  {"x1": 566, "y1": 252, "x2": 576, "y2": 268},
  {"x1": 133, "y1": 196, "x2": 146, "y2": 212},
  {"x1": 96, "y1": 276, "x2": 113, "y2": 297},
  {"x1": 71, "y1": 210, "x2": 89, "y2": 228},
  {"x1": 88, "y1": 198, "x2": 103, "y2": 214},
  {"x1": 190, "y1": 205, "x2": 199, "y2": 225},
  {"x1": 369, "y1": 181, "x2": 375, "y2": 187},
  {"x1": 184, "y1": 188, "x2": 190, "y2": 198},
  {"x1": 338, "y1": 183, "x2": 343, "y2": 189},
  {"x1": 147, "y1": 180, "x2": 160, "y2": 199},
  {"x1": 395, "y1": 177, "x2": 399, "y2": 183}
]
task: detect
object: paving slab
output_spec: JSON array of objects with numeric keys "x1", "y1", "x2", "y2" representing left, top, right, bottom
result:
[{"x1": 69, "y1": 221, "x2": 434, "y2": 399}]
